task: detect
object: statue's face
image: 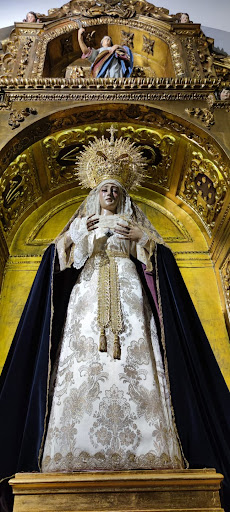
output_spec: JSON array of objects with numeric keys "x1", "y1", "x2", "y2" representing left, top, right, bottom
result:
[
  {"x1": 102, "y1": 36, "x2": 112, "y2": 48},
  {"x1": 180, "y1": 13, "x2": 189, "y2": 23},
  {"x1": 26, "y1": 12, "x2": 36, "y2": 22},
  {"x1": 220, "y1": 89, "x2": 230, "y2": 100},
  {"x1": 99, "y1": 183, "x2": 120, "y2": 212}
]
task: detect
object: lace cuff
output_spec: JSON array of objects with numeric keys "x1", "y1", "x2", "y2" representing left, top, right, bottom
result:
[
  {"x1": 137, "y1": 230, "x2": 149, "y2": 247},
  {"x1": 136, "y1": 229, "x2": 156, "y2": 272},
  {"x1": 56, "y1": 231, "x2": 73, "y2": 271},
  {"x1": 69, "y1": 217, "x2": 90, "y2": 269}
]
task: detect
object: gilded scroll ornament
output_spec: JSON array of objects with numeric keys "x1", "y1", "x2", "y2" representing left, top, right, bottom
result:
[
  {"x1": 197, "y1": 32, "x2": 216, "y2": 78},
  {"x1": 8, "y1": 107, "x2": 37, "y2": 130},
  {"x1": 185, "y1": 107, "x2": 215, "y2": 129},
  {"x1": 42, "y1": 127, "x2": 99, "y2": 186},
  {"x1": 120, "y1": 126, "x2": 176, "y2": 188},
  {"x1": 37, "y1": 0, "x2": 173, "y2": 22},
  {"x1": 181, "y1": 152, "x2": 227, "y2": 231},
  {"x1": 0, "y1": 33, "x2": 19, "y2": 78},
  {"x1": 18, "y1": 37, "x2": 34, "y2": 77},
  {"x1": 0, "y1": 154, "x2": 39, "y2": 232},
  {"x1": 183, "y1": 38, "x2": 202, "y2": 79},
  {"x1": 220, "y1": 254, "x2": 230, "y2": 324}
]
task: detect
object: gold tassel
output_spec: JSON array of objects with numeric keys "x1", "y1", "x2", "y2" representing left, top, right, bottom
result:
[
  {"x1": 113, "y1": 334, "x2": 121, "y2": 360},
  {"x1": 99, "y1": 327, "x2": 107, "y2": 352}
]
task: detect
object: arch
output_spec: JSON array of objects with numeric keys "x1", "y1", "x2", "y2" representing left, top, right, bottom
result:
[
  {"x1": 0, "y1": 102, "x2": 229, "y2": 247},
  {"x1": 33, "y1": 17, "x2": 184, "y2": 78},
  {"x1": 0, "y1": 101, "x2": 230, "y2": 382}
]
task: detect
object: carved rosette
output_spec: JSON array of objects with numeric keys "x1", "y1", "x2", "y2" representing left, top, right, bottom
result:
[
  {"x1": 0, "y1": 153, "x2": 40, "y2": 233},
  {"x1": 180, "y1": 151, "x2": 227, "y2": 232},
  {"x1": 220, "y1": 253, "x2": 230, "y2": 324},
  {"x1": 120, "y1": 30, "x2": 134, "y2": 48}
]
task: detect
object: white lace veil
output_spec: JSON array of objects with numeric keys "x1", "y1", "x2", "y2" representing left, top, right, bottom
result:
[{"x1": 55, "y1": 179, "x2": 164, "y2": 245}]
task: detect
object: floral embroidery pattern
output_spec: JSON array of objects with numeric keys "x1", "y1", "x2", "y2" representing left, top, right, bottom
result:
[
  {"x1": 42, "y1": 215, "x2": 183, "y2": 473},
  {"x1": 90, "y1": 384, "x2": 141, "y2": 451}
]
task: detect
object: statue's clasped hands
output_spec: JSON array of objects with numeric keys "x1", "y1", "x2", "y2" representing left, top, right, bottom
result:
[
  {"x1": 86, "y1": 215, "x2": 143, "y2": 243},
  {"x1": 86, "y1": 214, "x2": 99, "y2": 231},
  {"x1": 114, "y1": 223, "x2": 143, "y2": 242}
]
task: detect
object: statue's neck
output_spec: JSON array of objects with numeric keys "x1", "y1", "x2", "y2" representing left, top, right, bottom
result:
[{"x1": 100, "y1": 208, "x2": 116, "y2": 216}]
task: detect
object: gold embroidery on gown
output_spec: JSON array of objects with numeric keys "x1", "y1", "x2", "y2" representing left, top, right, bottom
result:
[{"x1": 42, "y1": 215, "x2": 184, "y2": 472}]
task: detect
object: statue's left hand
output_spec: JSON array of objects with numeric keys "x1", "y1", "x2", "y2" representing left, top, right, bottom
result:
[
  {"x1": 110, "y1": 44, "x2": 121, "y2": 52},
  {"x1": 115, "y1": 222, "x2": 143, "y2": 242}
]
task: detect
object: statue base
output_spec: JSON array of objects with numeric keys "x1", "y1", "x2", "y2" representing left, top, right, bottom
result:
[{"x1": 9, "y1": 469, "x2": 224, "y2": 512}]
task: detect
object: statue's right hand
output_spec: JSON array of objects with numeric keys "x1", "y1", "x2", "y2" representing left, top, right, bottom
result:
[
  {"x1": 78, "y1": 27, "x2": 85, "y2": 36},
  {"x1": 87, "y1": 214, "x2": 99, "y2": 231}
]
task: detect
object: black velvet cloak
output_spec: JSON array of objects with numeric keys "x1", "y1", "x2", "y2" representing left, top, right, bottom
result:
[{"x1": 0, "y1": 243, "x2": 230, "y2": 511}]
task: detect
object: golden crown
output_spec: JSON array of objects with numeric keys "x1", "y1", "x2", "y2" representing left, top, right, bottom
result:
[{"x1": 75, "y1": 126, "x2": 147, "y2": 191}]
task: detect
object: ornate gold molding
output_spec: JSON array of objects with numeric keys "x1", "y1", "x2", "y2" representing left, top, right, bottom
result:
[
  {"x1": 180, "y1": 151, "x2": 227, "y2": 233},
  {"x1": 220, "y1": 252, "x2": 230, "y2": 325},
  {"x1": 42, "y1": 126, "x2": 99, "y2": 188},
  {"x1": 0, "y1": 153, "x2": 41, "y2": 233},
  {"x1": 0, "y1": 77, "x2": 220, "y2": 91},
  {"x1": 8, "y1": 107, "x2": 37, "y2": 130},
  {"x1": 120, "y1": 126, "x2": 176, "y2": 188},
  {"x1": 185, "y1": 107, "x2": 215, "y2": 128},
  {"x1": 38, "y1": 0, "x2": 173, "y2": 22}
]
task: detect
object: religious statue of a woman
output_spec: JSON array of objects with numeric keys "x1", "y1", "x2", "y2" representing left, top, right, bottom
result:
[
  {"x1": 41, "y1": 131, "x2": 183, "y2": 471},
  {"x1": 78, "y1": 28, "x2": 133, "y2": 78},
  {"x1": 1, "y1": 128, "x2": 230, "y2": 512}
]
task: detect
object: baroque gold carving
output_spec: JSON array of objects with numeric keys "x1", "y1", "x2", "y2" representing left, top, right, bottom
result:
[
  {"x1": 120, "y1": 126, "x2": 176, "y2": 188},
  {"x1": 142, "y1": 35, "x2": 155, "y2": 56},
  {"x1": 197, "y1": 32, "x2": 216, "y2": 78},
  {"x1": 1, "y1": 76, "x2": 218, "y2": 91},
  {"x1": 17, "y1": 37, "x2": 34, "y2": 77},
  {"x1": 38, "y1": 0, "x2": 173, "y2": 22},
  {"x1": 213, "y1": 55, "x2": 230, "y2": 82},
  {"x1": 120, "y1": 30, "x2": 134, "y2": 48},
  {"x1": 183, "y1": 38, "x2": 202, "y2": 79},
  {"x1": 0, "y1": 102, "x2": 228, "y2": 194},
  {"x1": 185, "y1": 107, "x2": 215, "y2": 128},
  {"x1": 220, "y1": 253, "x2": 230, "y2": 324},
  {"x1": 0, "y1": 33, "x2": 20, "y2": 78},
  {"x1": 42, "y1": 126, "x2": 99, "y2": 187},
  {"x1": 0, "y1": 153, "x2": 40, "y2": 232},
  {"x1": 131, "y1": 67, "x2": 147, "y2": 78},
  {"x1": 8, "y1": 107, "x2": 38, "y2": 130},
  {"x1": 181, "y1": 152, "x2": 227, "y2": 232}
]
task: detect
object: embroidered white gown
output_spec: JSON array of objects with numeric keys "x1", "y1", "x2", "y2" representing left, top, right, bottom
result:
[{"x1": 42, "y1": 215, "x2": 183, "y2": 472}]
